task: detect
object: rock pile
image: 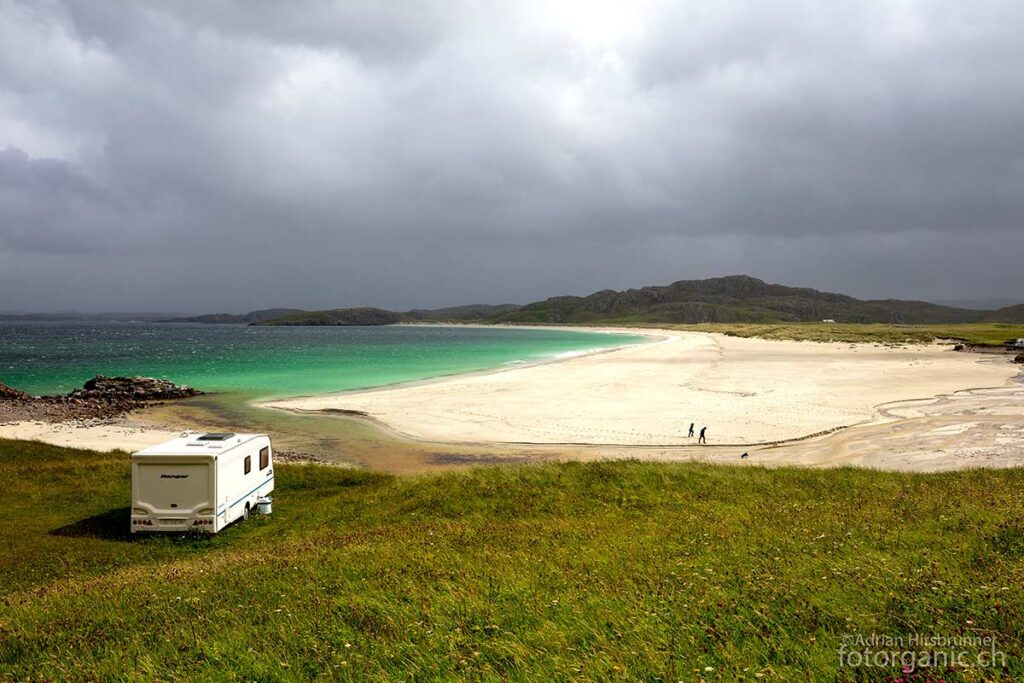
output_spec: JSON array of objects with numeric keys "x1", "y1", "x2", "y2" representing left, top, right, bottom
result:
[
  {"x1": 69, "y1": 375, "x2": 201, "y2": 402},
  {"x1": 0, "y1": 376, "x2": 201, "y2": 423},
  {"x1": 0, "y1": 383, "x2": 32, "y2": 401}
]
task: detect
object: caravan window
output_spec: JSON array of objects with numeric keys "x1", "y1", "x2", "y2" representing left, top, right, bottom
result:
[
  {"x1": 260, "y1": 447, "x2": 269, "y2": 470},
  {"x1": 244, "y1": 455, "x2": 251, "y2": 475}
]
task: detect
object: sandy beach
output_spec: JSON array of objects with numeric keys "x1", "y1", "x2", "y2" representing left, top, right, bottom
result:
[
  {"x1": 262, "y1": 331, "x2": 1018, "y2": 446},
  {"x1": 0, "y1": 419, "x2": 183, "y2": 453},
  {"x1": 3, "y1": 329, "x2": 1021, "y2": 473}
]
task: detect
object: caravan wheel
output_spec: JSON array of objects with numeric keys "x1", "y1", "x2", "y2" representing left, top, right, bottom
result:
[{"x1": 242, "y1": 503, "x2": 250, "y2": 521}]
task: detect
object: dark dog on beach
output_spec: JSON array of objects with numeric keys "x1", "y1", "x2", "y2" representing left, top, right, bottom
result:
[{"x1": 740, "y1": 452, "x2": 749, "y2": 459}]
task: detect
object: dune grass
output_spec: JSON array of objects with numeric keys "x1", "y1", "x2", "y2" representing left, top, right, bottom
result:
[{"x1": 2, "y1": 438, "x2": 1023, "y2": 680}]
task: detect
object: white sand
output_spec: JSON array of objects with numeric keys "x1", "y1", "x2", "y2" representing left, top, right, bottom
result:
[
  {"x1": 262, "y1": 331, "x2": 1019, "y2": 446},
  {"x1": 0, "y1": 420, "x2": 182, "y2": 453}
]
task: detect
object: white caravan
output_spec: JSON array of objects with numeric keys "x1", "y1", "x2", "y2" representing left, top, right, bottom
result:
[{"x1": 131, "y1": 432, "x2": 274, "y2": 533}]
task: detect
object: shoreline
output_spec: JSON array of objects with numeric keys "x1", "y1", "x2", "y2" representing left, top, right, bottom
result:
[
  {"x1": 262, "y1": 328, "x2": 1021, "y2": 448},
  {"x1": 250, "y1": 325, "x2": 662, "y2": 406},
  {"x1": 2, "y1": 326, "x2": 1022, "y2": 473},
  {"x1": 0, "y1": 324, "x2": 657, "y2": 462}
]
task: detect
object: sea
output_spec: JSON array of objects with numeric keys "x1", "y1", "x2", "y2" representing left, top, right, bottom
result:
[{"x1": 0, "y1": 322, "x2": 646, "y2": 398}]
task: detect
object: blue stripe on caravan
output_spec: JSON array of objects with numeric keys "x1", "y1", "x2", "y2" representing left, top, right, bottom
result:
[{"x1": 226, "y1": 479, "x2": 270, "y2": 509}]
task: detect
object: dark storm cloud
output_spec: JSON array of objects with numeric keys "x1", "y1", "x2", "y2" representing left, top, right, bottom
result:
[{"x1": 1, "y1": 0, "x2": 1022, "y2": 312}]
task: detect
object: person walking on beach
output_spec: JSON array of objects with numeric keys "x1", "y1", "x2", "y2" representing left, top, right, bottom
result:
[
  {"x1": 688, "y1": 423, "x2": 695, "y2": 438},
  {"x1": 698, "y1": 426, "x2": 707, "y2": 444}
]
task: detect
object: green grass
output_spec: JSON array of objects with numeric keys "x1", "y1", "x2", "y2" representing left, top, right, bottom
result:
[
  {"x1": 637, "y1": 322, "x2": 1024, "y2": 346},
  {"x1": 2, "y1": 439, "x2": 1024, "y2": 680}
]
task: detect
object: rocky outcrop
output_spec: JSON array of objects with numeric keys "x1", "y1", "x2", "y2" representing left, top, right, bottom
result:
[
  {"x1": 0, "y1": 376, "x2": 201, "y2": 423},
  {"x1": 1015, "y1": 353, "x2": 1024, "y2": 364},
  {"x1": 68, "y1": 375, "x2": 200, "y2": 402},
  {"x1": 0, "y1": 382, "x2": 32, "y2": 401}
]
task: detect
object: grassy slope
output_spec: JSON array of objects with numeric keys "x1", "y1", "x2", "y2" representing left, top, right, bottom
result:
[
  {"x1": 2, "y1": 440, "x2": 1023, "y2": 680},
  {"x1": 467, "y1": 318, "x2": 1023, "y2": 347},
  {"x1": 603, "y1": 321, "x2": 1024, "y2": 346}
]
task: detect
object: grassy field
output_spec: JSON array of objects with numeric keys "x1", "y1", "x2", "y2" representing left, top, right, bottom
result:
[
  {"x1": 641, "y1": 322, "x2": 1024, "y2": 346},
  {"x1": 2, "y1": 439, "x2": 1023, "y2": 680}
]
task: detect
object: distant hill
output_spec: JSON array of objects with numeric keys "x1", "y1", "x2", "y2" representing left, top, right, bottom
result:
[
  {"x1": 487, "y1": 275, "x2": 1024, "y2": 325},
  {"x1": 158, "y1": 304, "x2": 520, "y2": 326},
  {"x1": 5, "y1": 278, "x2": 1021, "y2": 328},
  {"x1": 253, "y1": 307, "x2": 402, "y2": 326},
  {"x1": 932, "y1": 297, "x2": 1022, "y2": 310},
  {"x1": 159, "y1": 308, "x2": 305, "y2": 324},
  {"x1": 986, "y1": 304, "x2": 1024, "y2": 323},
  {"x1": 403, "y1": 304, "x2": 521, "y2": 323},
  {"x1": 152, "y1": 276, "x2": 1024, "y2": 327},
  {"x1": 251, "y1": 304, "x2": 520, "y2": 326}
]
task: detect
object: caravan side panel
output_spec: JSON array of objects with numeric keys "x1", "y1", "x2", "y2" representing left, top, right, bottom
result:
[{"x1": 217, "y1": 436, "x2": 274, "y2": 527}]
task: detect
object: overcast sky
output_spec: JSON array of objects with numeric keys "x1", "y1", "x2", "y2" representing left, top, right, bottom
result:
[{"x1": 1, "y1": 1, "x2": 1023, "y2": 313}]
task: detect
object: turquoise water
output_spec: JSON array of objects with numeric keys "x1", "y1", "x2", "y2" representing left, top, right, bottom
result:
[{"x1": 0, "y1": 322, "x2": 646, "y2": 398}]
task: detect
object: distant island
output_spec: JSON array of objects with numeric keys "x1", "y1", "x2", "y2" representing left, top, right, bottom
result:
[
  {"x1": 251, "y1": 304, "x2": 522, "y2": 326},
  {"x1": 157, "y1": 308, "x2": 306, "y2": 324},
  {"x1": 253, "y1": 307, "x2": 403, "y2": 326},
  {"x1": 163, "y1": 275, "x2": 1024, "y2": 327}
]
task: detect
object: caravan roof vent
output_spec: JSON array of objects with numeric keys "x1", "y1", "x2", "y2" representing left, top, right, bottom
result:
[{"x1": 196, "y1": 433, "x2": 235, "y2": 441}]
